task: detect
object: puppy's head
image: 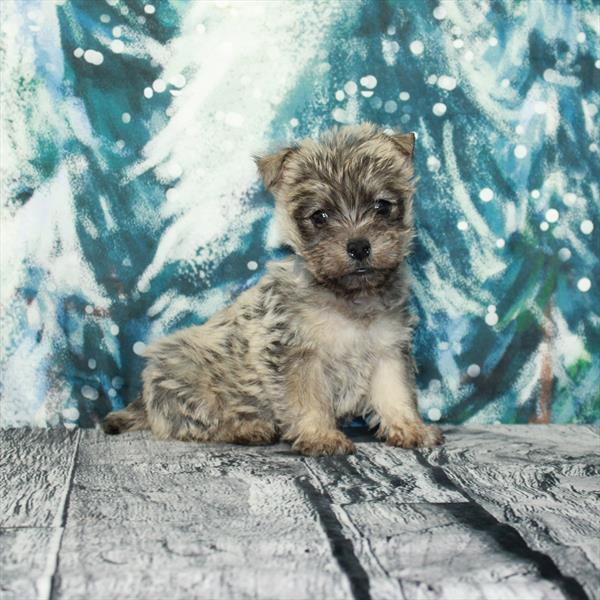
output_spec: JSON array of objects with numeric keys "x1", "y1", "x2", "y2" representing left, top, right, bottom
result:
[{"x1": 256, "y1": 123, "x2": 416, "y2": 295}]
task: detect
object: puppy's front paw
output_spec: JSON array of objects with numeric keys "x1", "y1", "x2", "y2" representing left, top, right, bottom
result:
[
  {"x1": 385, "y1": 422, "x2": 444, "y2": 449},
  {"x1": 293, "y1": 430, "x2": 356, "y2": 456}
]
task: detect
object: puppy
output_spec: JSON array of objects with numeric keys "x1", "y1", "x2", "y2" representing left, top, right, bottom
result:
[{"x1": 103, "y1": 123, "x2": 443, "y2": 455}]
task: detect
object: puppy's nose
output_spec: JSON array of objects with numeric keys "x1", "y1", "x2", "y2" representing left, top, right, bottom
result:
[{"x1": 347, "y1": 238, "x2": 371, "y2": 261}]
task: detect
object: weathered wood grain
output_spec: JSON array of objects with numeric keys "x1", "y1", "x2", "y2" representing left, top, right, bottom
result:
[
  {"x1": 305, "y1": 451, "x2": 583, "y2": 599},
  {"x1": 423, "y1": 425, "x2": 600, "y2": 600},
  {"x1": 1, "y1": 426, "x2": 598, "y2": 600},
  {"x1": 57, "y1": 430, "x2": 354, "y2": 599},
  {"x1": 0, "y1": 528, "x2": 56, "y2": 600},
  {"x1": 53, "y1": 523, "x2": 351, "y2": 600},
  {"x1": 0, "y1": 428, "x2": 79, "y2": 527}
]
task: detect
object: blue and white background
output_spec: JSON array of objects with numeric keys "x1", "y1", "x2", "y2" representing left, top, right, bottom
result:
[{"x1": 1, "y1": 0, "x2": 598, "y2": 428}]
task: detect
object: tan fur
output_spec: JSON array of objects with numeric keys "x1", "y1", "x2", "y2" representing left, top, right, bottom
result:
[{"x1": 103, "y1": 124, "x2": 443, "y2": 455}]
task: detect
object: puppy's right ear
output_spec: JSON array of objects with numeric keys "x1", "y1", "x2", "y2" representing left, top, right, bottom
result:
[{"x1": 254, "y1": 147, "x2": 296, "y2": 192}]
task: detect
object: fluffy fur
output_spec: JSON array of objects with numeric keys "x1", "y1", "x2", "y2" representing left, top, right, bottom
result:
[{"x1": 103, "y1": 123, "x2": 443, "y2": 455}]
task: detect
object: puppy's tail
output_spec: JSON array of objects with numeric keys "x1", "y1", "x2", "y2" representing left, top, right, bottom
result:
[{"x1": 102, "y1": 394, "x2": 148, "y2": 434}]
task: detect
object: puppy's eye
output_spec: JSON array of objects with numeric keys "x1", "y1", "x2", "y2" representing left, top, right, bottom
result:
[
  {"x1": 310, "y1": 210, "x2": 329, "y2": 227},
  {"x1": 374, "y1": 199, "x2": 392, "y2": 217}
]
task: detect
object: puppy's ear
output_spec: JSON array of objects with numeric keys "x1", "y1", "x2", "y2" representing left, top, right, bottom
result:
[
  {"x1": 388, "y1": 132, "x2": 415, "y2": 159},
  {"x1": 254, "y1": 147, "x2": 296, "y2": 191}
]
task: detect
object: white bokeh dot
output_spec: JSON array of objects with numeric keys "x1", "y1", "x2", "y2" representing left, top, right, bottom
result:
[
  {"x1": 85, "y1": 305, "x2": 93, "y2": 314},
  {"x1": 577, "y1": 278, "x2": 591, "y2": 293},
  {"x1": 152, "y1": 79, "x2": 166, "y2": 93},
  {"x1": 580, "y1": 220, "x2": 594, "y2": 235},
  {"x1": 457, "y1": 220, "x2": 469, "y2": 231},
  {"x1": 432, "y1": 102, "x2": 447, "y2": 117},
  {"x1": 576, "y1": 31, "x2": 586, "y2": 43},
  {"x1": 545, "y1": 208, "x2": 559, "y2": 223},
  {"x1": 62, "y1": 407, "x2": 80, "y2": 421},
  {"x1": 487, "y1": 305, "x2": 496, "y2": 313},
  {"x1": 359, "y1": 75, "x2": 377, "y2": 89},
  {"x1": 88, "y1": 358, "x2": 97, "y2": 370},
  {"x1": 111, "y1": 39, "x2": 124, "y2": 53},
  {"x1": 428, "y1": 407, "x2": 442, "y2": 421},
  {"x1": 73, "y1": 47, "x2": 84, "y2": 58},
  {"x1": 110, "y1": 324, "x2": 120, "y2": 336},
  {"x1": 540, "y1": 221, "x2": 549, "y2": 231},
  {"x1": 467, "y1": 364, "x2": 481, "y2": 378},
  {"x1": 108, "y1": 388, "x2": 117, "y2": 398},
  {"x1": 289, "y1": 118, "x2": 299, "y2": 128},
  {"x1": 247, "y1": 260, "x2": 258, "y2": 271},
  {"x1": 143, "y1": 87, "x2": 153, "y2": 99},
  {"x1": 344, "y1": 81, "x2": 358, "y2": 96},
  {"x1": 479, "y1": 188, "x2": 494, "y2": 202},
  {"x1": 410, "y1": 40, "x2": 424, "y2": 55},
  {"x1": 531, "y1": 189, "x2": 540, "y2": 199},
  {"x1": 496, "y1": 238, "x2": 505, "y2": 249},
  {"x1": 83, "y1": 49, "x2": 104, "y2": 65},
  {"x1": 384, "y1": 100, "x2": 397, "y2": 113},
  {"x1": 399, "y1": 91, "x2": 410, "y2": 101},
  {"x1": 437, "y1": 75, "x2": 457, "y2": 91},
  {"x1": 433, "y1": 5, "x2": 446, "y2": 19},
  {"x1": 133, "y1": 341, "x2": 146, "y2": 356},
  {"x1": 514, "y1": 144, "x2": 527, "y2": 159},
  {"x1": 144, "y1": 4, "x2": 156, "y2": 14},
  {"x1": 558, "y1": 248, "x2": 571, "y2": 261},
  {"x1": 81, "y1": 385, "x2": 99, "y2": 401},
  {"x1": 335, "y1": 90, "x2": 345, "y2": 101},
  {"x1": 426, "y1": 156, "x2": 441, "y2": 172},
  {"x1": 170, "y1": 73, "x2": 186, "y2": 88},
  {"x1": 121, "y1": 112, "x2": 131, "y2": 124},
  {"x1": 485, "y1": 312, "x2": 499, "y2": 326}
]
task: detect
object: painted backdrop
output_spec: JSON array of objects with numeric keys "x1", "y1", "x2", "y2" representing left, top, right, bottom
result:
[{"x1": 1, "y1": 0, "x2": 598, "y2": 428}]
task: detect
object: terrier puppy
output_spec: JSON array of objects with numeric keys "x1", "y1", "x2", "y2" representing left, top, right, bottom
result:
[{"x1": 103, "y1": 123, "x2": 443, "y2": 455}]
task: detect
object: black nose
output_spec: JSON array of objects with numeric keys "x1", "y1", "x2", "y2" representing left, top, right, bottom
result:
[{"x1": 347, "y1": 238, "x2": 371, "y2": 261}]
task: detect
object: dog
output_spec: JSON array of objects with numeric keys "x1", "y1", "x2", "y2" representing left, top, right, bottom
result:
[{"x1": 102, "y1": 123, "x2": 444, "y2": 455}]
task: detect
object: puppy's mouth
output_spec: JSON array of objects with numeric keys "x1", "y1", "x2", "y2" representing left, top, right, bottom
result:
[
  {"x1": 336, "y1": 266, "x2": 391, "y2": 288},
  {"x1": 351, "y1": 267, "x2": 375, "y2": 276}
]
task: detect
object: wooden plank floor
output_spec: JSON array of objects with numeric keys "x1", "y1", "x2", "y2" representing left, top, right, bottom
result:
[{"x1": 1, "y1": 426, "x2": 598, "y2": 600}]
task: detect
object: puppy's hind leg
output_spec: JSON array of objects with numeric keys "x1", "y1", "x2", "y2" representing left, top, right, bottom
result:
[
  {"x1": 216, "y1": 415, "x2": 279, "y2": 446},
  {"x1": 102, "y1": 395, "x2": 149, "y2": 434}
]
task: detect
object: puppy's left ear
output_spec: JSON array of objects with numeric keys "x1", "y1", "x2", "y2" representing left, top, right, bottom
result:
[
  {"x1": 254, "y1": 147, "x2": 296, "y2": 192},
  {"x1": 388, "y1": 132, "x2": 415, "y2": 159}
]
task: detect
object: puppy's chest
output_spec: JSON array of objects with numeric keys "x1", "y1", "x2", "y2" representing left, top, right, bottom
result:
[{"x1": 300, "y1": 306, "x2": 408, "y2": 415}]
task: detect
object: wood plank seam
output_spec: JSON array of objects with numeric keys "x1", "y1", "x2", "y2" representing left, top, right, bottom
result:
[
  {"x1": 298, "y1": 459, "x2": 373, "y2": 600},
  {"x1": 413, "y1": 450, "x2": 590, "y2": 600},
  {"x1": 39, "y1": 429, "x2": 81, "y2": 600}
]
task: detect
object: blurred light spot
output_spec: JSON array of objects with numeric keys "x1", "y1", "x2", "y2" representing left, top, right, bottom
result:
[
  {"x1": 467, "y1": 364, "x2": 480, "y2": 378},
  {"x1": 479, "y1": 188, "x2": 493, "y2": 202},
  {"x1": 577, "y1": 278, "x2": 591, "y2": 292},
  {"x1": 410, "y1": 40, "x2": 424, "y2": 55}
]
